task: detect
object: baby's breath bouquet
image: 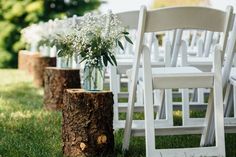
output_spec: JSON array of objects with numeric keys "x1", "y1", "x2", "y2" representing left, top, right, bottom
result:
[
  {"x1": 75, "y1": 11, "x2": 132, "y2": 67},
  {"x1": 74, "y1": 11, "x2": 132, "y2": 90}
]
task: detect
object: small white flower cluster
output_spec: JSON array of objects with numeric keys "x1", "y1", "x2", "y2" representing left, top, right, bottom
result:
[
  {"x1": 21, "y1": 11, "x2": 132, "y2": 67},
  {"x1": 21, "y1": 15, "x2": 80, "y2": 52},
  {"x1": 74, "y1": 11, "x2": 127, "y2": 67}
]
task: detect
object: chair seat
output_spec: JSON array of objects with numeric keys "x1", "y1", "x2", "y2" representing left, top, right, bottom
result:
[
  {"x1": 151, "y1": 67, "x2": 214, "y2": 89},
  {"x1": 152, "y1": 66, "x2": 202, "y2": 74},
  {"x1": 187, "y1": 56, "x2": 212, "y2": 65},
  {"x1": 127, "y1": 66, "x2": 203, "y2": 77},
  {"x1": 127, "y1": 66, "x2": 214, "y2": 89},
  {"x1": 117, "y1": 58, "x2": 164, "y2": 74}
]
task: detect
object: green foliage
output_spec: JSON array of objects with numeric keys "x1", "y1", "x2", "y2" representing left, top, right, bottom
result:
[{"x1": 0, "y1": 0, "x2": 101, "y2": 68}]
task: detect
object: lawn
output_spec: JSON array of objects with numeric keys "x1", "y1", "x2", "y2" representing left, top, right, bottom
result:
[{"x1": 0, "y1": 69, "x2": 235, "y2": 157}]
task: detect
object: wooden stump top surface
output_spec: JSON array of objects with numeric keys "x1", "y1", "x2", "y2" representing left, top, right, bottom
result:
[
  {"x1": 65, "y1": 88, "x2": 112, "y2": 94},
  {"x1": 19, "y1": 50, "x2": 40, "y2": 56}
]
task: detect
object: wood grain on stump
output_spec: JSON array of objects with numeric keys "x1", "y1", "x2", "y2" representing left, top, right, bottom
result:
[
  {"x1": 63, "y1": 89, "x2": 114, "y2": 157},
  {"x1": 44, "y1": 67, "x2": 81, "y2": 110},
  {"x1": 18, "y1": 50, "x2": 28, "y2": 70},
  {"x1": 18, "y1": 50, "x2": 39, "y2": 74},
  {"x1": 32, "y1": 56, "x2": 56, "y2": 87}
]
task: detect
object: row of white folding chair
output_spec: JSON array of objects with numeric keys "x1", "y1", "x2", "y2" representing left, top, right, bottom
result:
[
  {"x1": 180, "y1": 22, "x2": 236, "y2": 128},
  {"x1": 110, "y1": 10, "x2": 185, "y2": 129},
  {"x1": 122, "y1": 5, "x2": 235, "y2": 157},
  {"x1": 120, "y1": 25, "x2": 224, "y2": 129},
  {"x1": 111, "y1": 33, "x2": 184, "y2": 129},
  {"x1": 111, "y1": 10, "x2": 147, "y2": 129},
  {"x1": 110, "y1": 35, "x2": 169, "y2": 129},
  {"x1": 170, "y1": 29, "x2": 223, "y2": 120},
  {"x1": 158, "y1": 12, "x2": 236, "y2": 144},
  {"x1": 111, "y1": 23, "x2": 213, "y2": 130},
  {"x1": 116, "y1": 8, "x2": 236, "y2": 150},
  {"x1": 112, "y1": 8, "x2": 225, "y2": 132}
]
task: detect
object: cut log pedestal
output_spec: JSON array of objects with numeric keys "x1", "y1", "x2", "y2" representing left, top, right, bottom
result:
[
  {"x1": 44, "y1": 67, "x2": 81, "y2": 110},
  {"x1": 63, "y1": 89, "x2": 114, "y2": 157},
  {"x1": 32, "y1": 56, "x2": 56, "y2": 87},
  {"x1": 18, "y1": 50, "x2": 28, "y2": 71},
  {"x1": 18, "y1": 50, "x2": 39, "y2": 74}
]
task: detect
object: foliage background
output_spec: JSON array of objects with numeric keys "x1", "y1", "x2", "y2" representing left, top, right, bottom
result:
[
  {"x1": 0, "y1": 0, "x2": 101, "y2": 68},
  {"x1": 151, "y1": 0, "x2": 208, "y2": 8}
]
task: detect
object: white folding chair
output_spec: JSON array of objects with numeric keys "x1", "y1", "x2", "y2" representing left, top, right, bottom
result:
[
  {"x1": 123, "y1": 5, "x2": 234, "y2": 157},
  {"x1": 111, "y1": 10, "x2": 174, "y2": 129},
  {"x1": 108, "y1": 10, "x2": 140, "y2": 129},
  {"x1": 205, "y1": 15, "x2": 236, "y2": 144}
]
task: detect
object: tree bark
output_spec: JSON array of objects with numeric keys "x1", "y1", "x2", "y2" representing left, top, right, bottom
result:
[
  {"x1": 32, "y1": 56, "x2": 56, "y2": 87},
  {"x1": 18, "y1": 50, "x2": 28, "y2": 70},
  {"x1": 62, "y1": 89, "x2": 114, "y2": 157},
  {"x1": 44, "y1": 67, "x2": 81, "y2": 110},
  {"x1": 18, "y1": 50, "x2": 39, "y2": 74}
]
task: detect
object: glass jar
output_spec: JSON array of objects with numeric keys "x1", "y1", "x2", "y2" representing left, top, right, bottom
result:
[{"x1": 83, "y1": 62, "x2": 104, "y2": 91}]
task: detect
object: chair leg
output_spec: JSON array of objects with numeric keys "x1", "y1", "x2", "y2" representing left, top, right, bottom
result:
[
  {"x1": 158, "y1": 90, "x2": 165, "y2": 119},
  {"x1": 165, "y1": 89, "x2": 173, "y2": 126},
  {"x1": 200, "y1": 90, "x2": 214, "y2": 146},
  {"x1": 109, "y1": 66, "x2": 119, "y2": 130},
  {"x1": 212, "y1": 75, "x2": 226, "y2": 156},
  {"x1": 182, "y1": 88, "x2": 190, "y2": 126},
  {"x1": 122, "y1": 96, "x2": 135, "y2": 150},
  {"x1": 234, "y1": 86, "x2": 236, "y2": 118},
  {"x1": 191, "y1": 88, "x2": 198, "y2": 102},
  {"x1": 198, "y1": 88, "x2": 204, "y2": 104},
  {"x1": 224, "y1": 84, "x2": 233, "y2": 117},
  {"x1": 143, "y1": 86, "x2": 156, "y2": 157},
  {"x1": 202, "y1": 46, "x2": 225, "y2": 156},
  {"x1": 154, "y1": 89, "x2": 161, "y2": 119},
  {"x1": 142, "y1": 46, "x2": 156, "y2": 157}
]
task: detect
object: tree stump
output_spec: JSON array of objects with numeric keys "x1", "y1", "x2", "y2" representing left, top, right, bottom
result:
[
  {"x1": 44, "y1": 67, "x2": 81, "y2": 110},
  {"x1": 62, "y1": 89, "x2": 114, "y2": 157},
  {"x1": 18, "y1": 50, "x2": 39, "y2": 74},
  {"x1": 32, "y1": 56, "x2": 56, "y2": 87},
  {"x1": 18, "y1": 50, "x2": 28, "y2": 70}
]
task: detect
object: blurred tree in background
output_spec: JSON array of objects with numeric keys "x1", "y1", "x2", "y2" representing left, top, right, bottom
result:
[
  {"x1": 151, "y1": 0, "x2": 208, "y2": 8},
  {"x1": 0, "y1": 0, "x2": 101, "y2": 68}
]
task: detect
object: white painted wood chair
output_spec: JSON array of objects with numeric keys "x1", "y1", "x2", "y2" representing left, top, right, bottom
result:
[
  {"x1": 111, "y1": 10, "x2": 176, "y2": 129},
  {"x1": 203, "y1": 15, "x2": 236, "y2": 145},
  {"x1": 123, "y1": 5, "x2": 234, "y2": 157},
  {"x1": 109, "y1": 10, "x2": 140, "y2": 129},
  {"x1": 170, "y1": 24, "x2": 231, "y2": 127}
]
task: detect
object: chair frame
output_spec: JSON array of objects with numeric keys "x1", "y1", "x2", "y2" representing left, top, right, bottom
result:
[{"x1": 123, "y1": 5, "x2": 234, "y2": 157}]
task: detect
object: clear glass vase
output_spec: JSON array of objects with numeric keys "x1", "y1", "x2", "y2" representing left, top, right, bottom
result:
[
  {"x1": 61, "y1": 56, "x2": 73, "y2": 68},
  {"x1": 83, "y1": 63, "x2": 104, "y2": 91}
]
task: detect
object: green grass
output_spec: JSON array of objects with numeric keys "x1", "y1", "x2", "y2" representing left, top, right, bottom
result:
[
  {"x1": 0, "y1": 70, "x2": 62, "y2": 157},
  {"x1": 0, "y1": 69, "x2": 235, "y2": 157}
]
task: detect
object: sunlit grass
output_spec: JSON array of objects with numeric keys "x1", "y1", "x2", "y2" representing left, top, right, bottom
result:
[{"x1": 0, "y1": 70, "x2": 62, "y2": 157}]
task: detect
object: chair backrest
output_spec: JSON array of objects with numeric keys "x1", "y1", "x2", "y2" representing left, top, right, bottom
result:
[
  {"x1": 128, "y1": 6, "x2": 234, "y2": 109},
  {"x1": 142, "y1": 6, "x2": 233, "y2": 59},
  {"x1": 145, "y1": 6, "x2": 231, "y2": 32},
  {"x1": 116, "y1": 10, "x2": 140, "y2": 29},
  {"x1": 222, "y1": 14, "x2": 236, "y2": 87}
]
